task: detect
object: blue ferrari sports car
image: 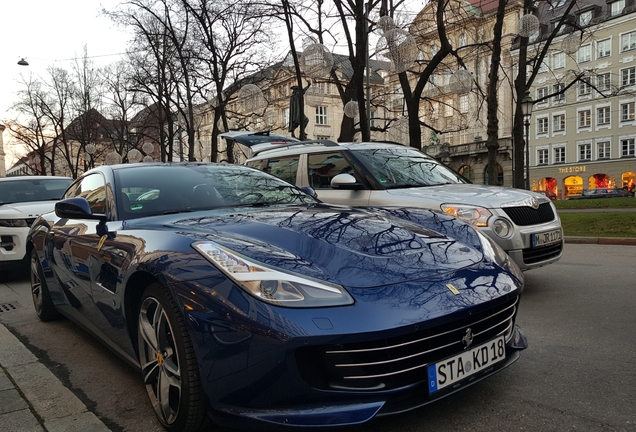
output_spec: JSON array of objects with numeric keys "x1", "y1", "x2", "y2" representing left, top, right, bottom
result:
[{"x1": 28, "y1": 162, "x2": 527, "y2": 431}]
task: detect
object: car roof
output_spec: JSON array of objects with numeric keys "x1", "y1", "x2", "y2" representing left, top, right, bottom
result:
[{"x1": 247, "y1": 140, "x2": 411, "y2": 159}]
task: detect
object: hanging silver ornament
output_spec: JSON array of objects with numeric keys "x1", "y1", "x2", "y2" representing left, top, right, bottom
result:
[
  {"x1": 143, "y1": 155, "x2": 154, "y2": 163},
  {"x1": 377, "y1": 15, "x2": 396, "y2": 33},
  {"x1": 305, "y1": 84, "x2": 326, "y2": 107},
  {"x1": 142, "y1": 142, "x2": 155, "y2": 154},
  {"x1": 376, "y1": 28, "x2": 417, "y2": 73},
  {"x1": 300, "y1": 43, "x2": 334, "y2": 79},
  {"x1": 449, "y1": 69, "x2": 473, "y2": 94},
  {"x1": 562, "y1": 33, "x2": 581, "y2": 54},
  {"x1": 344, "y1": 100, "x2": 359, "y2": 118},
  {"x1": 518, "y1": 14, "x2": 540, "y2": 38},
  {"x1": 238, "y1": 84, "x2": 267, "y2": 113},
  {"x1": 105, "y1": 151, "x2": 122, "y2": 165},
  {"x1": 85, "y1": 143, "x2": 96, "y2": 154},
  {"x1": 127, "y1": 149, "x2": 142, "y2": 163}
]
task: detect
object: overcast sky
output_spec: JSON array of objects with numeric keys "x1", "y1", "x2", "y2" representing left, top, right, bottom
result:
[{"x1": 1, "y1": 0, "x2": 130, "y2": 166}]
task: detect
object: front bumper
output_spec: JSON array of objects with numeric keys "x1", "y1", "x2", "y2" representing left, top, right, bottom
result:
[
  {"x1": 176, "y1": 266, "x2": 527, "y2": 430},
  {"x1": 0, "y1": 226, "x2": 30, "y2": 270}
]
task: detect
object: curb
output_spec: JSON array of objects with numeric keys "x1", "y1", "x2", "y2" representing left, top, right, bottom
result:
[{"x1": 564, "y1": 236, "x2": 636, "y2": 245}]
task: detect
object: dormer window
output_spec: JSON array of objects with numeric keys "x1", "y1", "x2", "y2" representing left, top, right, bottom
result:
[
  {"x1": 579, "y1": 10, "x2": 592, "y2": 25},
  {"x1": 610, "y1": 0, "x2": 625, "y2": 16}
]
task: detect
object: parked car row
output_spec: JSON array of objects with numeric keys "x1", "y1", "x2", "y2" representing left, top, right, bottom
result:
[
  {"x1": 565, "y1": 187, "x2": 633, "y2": 199},
  {"x1": 21, "y1": 132, "x2": 555, "y2": 431}
]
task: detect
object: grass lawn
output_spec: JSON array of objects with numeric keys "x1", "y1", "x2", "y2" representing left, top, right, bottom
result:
[{"x1": 553, "y1": 197, "x2": 636, "y2": 237}]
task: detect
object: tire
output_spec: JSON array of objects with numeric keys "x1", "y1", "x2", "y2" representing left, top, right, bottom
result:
[
  {"x1": 137, "y1": 282, "x2": 208, "y2": 432},
  {"x1": 30, "y1": 250, "x2": 60, "y2": 322}
]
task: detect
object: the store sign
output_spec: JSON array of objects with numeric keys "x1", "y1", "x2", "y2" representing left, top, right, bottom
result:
[{"x1": 558, "y1": 165, "x2": 587, "y2": 174}]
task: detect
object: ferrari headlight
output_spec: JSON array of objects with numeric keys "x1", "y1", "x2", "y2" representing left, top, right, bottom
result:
[
  {"x1": 0, "y1": 219, "x2": 28, "y2": 228},
  {"x1": 477, "y1": 231, "x2": 523, "y2": 283},
  {"x1": 441, "y1": 204, "x2": 492, "y2": 227},
  {"x1": 192, "y1": 241, "x2": 354, "y2": 308}
]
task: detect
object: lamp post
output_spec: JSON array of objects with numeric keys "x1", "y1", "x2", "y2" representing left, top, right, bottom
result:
[{"x1": 521, "y1": 91, "x2": 534, "y2": 190}]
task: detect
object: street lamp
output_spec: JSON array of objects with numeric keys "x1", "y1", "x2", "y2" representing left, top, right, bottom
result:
[{"x1": 521, "y1": 91, "x2": 534, "y2": 190}]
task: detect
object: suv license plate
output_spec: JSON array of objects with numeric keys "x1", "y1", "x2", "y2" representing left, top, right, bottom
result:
[
  {"x1": 532, "y1": 229, "x2": 562, "y2": 247},
  {"x1": 428, "y1": 335, "x2": 506, "y2": 394}
]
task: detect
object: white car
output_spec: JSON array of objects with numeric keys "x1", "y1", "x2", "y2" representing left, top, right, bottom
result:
[
  {"x1": 242, "y1": 138, "x2": 563, "y2": 271},
  {"x1": 0, "y1": 176, "x2": 72, "y2": 273}
]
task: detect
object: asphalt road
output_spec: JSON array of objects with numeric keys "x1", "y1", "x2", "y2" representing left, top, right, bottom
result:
[{"x1": 1, "y1": 243, "x2": 635, "y2": 432}]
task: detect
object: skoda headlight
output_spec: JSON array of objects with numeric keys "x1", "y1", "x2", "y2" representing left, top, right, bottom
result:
[
  {"x1": 477, "y1": 231, "x2": 523, "y2": 283},
  {"x1": 193, "y1": 241, "x2": 354, "y2": 308},
  {"x1": 441, "y1": 204, "x2": 492, "y2": 228},
  {"x1": 0, "y1": 219, "x2": 28, "y2": 228}
]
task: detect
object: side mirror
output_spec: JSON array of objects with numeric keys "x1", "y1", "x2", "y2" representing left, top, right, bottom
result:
[
  {"x1": 55, "y1": 197, "x2": 106, "y2": 221},
  {"x1": 299, "y1": 186, "x2": 318, "y2": 199},
  {"x1": 330, "y1": 173, "x2": 361, "y2": 190}
]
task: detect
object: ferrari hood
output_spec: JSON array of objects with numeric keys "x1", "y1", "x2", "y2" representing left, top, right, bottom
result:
[
  {"x1": 167, "y1": 205, "x2": 485, "y2": 288},
  {"x1": 386, "y1": 183, "x2": 547, "y2": 208}
]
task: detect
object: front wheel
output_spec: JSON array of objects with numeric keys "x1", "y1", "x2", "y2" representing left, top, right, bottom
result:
[
  {"x1": 31, "y1": 249, "x2": 60, "y2": 322},
  {"x1": 137, "y1": 283, "x2": 208, "y2": 432}
]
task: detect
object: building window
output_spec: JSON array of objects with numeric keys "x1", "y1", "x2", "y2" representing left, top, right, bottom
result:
[
  {"x1": 538, "y1": 117, "x2": 549, "y2": 134},
  {"x1": 431, "y1": 44, "x2": 438, "y2": 56},
  {"x1": 597, "y1": 106, "x2": 611, "y2": 125},
  {"x1": 611, "y1": 0, "x2": 625, "y2": 16},
  {"x1": 538, "y1": 58, "x2": 549, "y2": 73},
  {"x1": 578, "y1": 110, "x2": 591, "y2": 128},
  {"x1": 622, "y1": 102, "x2": 635, "y2": 122},
  {"x1": 597, "y1": 38, "x2": 611, "y2": 58},
  {"x1": 538, "y1": 148, "x2": 549, "y2": 165},
  {"x1": 553, "y1": 83, "x2": 565, "y2": 102},
  {"x1": 459, "y1": 33, "x2": 467, "y2": 47},
  {"x1": 444, "y1": 98, "x2": 454, "y2": 117},
  {"x1": 597, "y1": 73, "x2": 611, "y2": 92},
  {"x1": 578, "y1": 78, "x2": 591, "y2": 97},
  {"x1": 460, "y1": 95, "x2": 469, "y2": 114},
  {"x1": 622, "y1": 31, "x2": 636, "y2": 52},
  {"x1": 577, "y1": 44, "x2": 592, "y2": 63},
  {"x1": 597, "y1": 141, "x2": 611, "y2": 159},
  {"x1": 316, "y1": 106, "x2": 328, "y2": 125},
  {"x1": 554, "y1": 146, "x2": 566, "y2": 163},
  {"x1": 536, "y1": 86, "x2": 549, "y2": 104},
  {"x1": 553, "y1": 114, "x2": 566, "y2": 132},
  {"x1": 578, "y1": 143, "x2": 591, "y2": 161},
  {"x1": 622, "y1": 67, "x2": 636, "y2": 87},
  {"x1": 283, "y1": 108, "x2": 290, "y2": 129},
  {"x1": 580, "y1": 10, "x2": 593, "y2": 26},
  {"x1": 552, "y1": 52, "x2": 565, "y2": 69},
  {"x1": 622, "y1": 138, "x2": 635, "y2": 157}
]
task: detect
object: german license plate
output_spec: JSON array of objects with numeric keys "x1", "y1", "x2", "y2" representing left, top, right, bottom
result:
[
  {"x1": 532, "y1": 229, "x2": 562, "y2": 247},
  {"x1": 428, "y1": 335, "x2": 506, "y2": 394}
]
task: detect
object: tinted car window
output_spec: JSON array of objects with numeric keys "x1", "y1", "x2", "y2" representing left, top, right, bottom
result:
[
  {"x1": 307, "y1": 152, "x2": 353, "y2": 189},
  {"x1": 114, "y1": 164, "x2": 316, "y2": 219},
  {"x1": 67, "y1": 174, "x2": 107, "y2": 215},
  {"x1": 258, "y1": 157, "x2": 299, "y2": 185},
  {"x1": 352, "y1": 148, "x2": 467, "y2": 188},
  {"x1": 0, "y1": 178, "x2": 71, "y2": 205}
]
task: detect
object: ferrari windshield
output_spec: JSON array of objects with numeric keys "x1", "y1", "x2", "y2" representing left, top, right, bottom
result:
[
  {"x1": 115, "y1": 163, "x2": 318, "y2": 218},
  {"x1": 0, "y1": 178, "x2": 71, "y2": 205},
  {"x1": 352, "y1": 148, "x2": 468, "y2": 189}
]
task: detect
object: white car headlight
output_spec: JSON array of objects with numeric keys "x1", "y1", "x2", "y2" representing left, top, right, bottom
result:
[
  {"x1": 0, "y1": 219, "x2": 28, "y2": 228},
  {"x1": 440, "y1": 204, "x2": 492, "y2": 228},
  {"x1": 192, "y1": 241, "x2": 354, "y2": 308}
]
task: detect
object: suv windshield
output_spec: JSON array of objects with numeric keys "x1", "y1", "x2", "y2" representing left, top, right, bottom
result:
[
  {"x1": 0, "y1": 178, "x2": 72, "y2": 205},
  {"x1": 352, "y1": 148, "x2": 467, "y2": 189}
]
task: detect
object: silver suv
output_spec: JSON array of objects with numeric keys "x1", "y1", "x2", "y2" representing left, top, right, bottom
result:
[{"x1": 243, "y1": 139, "x2": 563, "y2": 271}]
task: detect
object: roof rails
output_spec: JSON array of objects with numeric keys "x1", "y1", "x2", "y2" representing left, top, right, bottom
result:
[{"x1": 251, "y1": 139, "x2": 340, "y2": 156}]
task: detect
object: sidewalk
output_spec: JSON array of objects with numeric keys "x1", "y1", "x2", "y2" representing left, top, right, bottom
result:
[
  {"x1": 1, "y1": 235, "x2": 635, "y2": 432},
  {"x1": 0, "y1": 323, "x2": 110, "y2": 432}
]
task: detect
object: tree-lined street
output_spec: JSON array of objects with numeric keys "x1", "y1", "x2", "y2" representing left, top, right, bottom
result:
[{"x1": 1, "y1": 242, "x2": 634, "y2": 432}]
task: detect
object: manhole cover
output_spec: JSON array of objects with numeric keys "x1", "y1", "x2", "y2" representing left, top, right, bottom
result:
[{"x1": 0, "y1": 302, "x2": 21, "y2": 314}]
